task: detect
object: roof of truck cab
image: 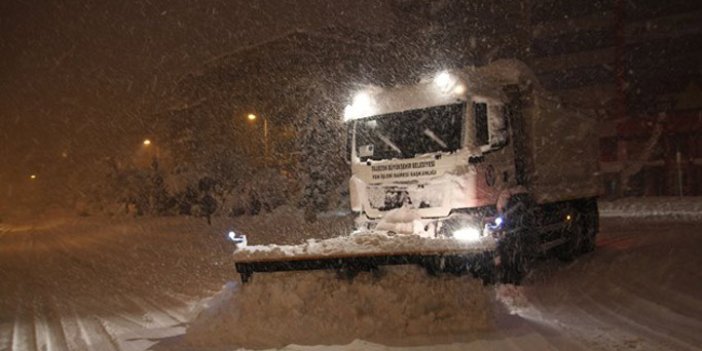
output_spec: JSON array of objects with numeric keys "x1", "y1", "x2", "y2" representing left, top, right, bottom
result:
[{"x1": 347, "y1": 59, "x2": 544, "y2": 119}]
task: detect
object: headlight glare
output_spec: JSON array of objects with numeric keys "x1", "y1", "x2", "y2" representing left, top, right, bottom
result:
[{"x1": 452, "y1": 226, "x2": 482, "y2": 242}]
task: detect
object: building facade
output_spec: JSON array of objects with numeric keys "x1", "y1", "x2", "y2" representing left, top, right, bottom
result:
[{"x1": 527, "y1": 0, "x2": 702, "y2": 196}]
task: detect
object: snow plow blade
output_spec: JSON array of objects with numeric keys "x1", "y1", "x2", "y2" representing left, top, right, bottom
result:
[{"x1": 234, "y1": 248, "x2": 497, "y2": 284}]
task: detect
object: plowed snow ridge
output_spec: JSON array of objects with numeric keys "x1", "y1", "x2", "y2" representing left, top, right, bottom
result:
[{"x1": 186, "y1": 267, "x2": 495, "y2": 349}]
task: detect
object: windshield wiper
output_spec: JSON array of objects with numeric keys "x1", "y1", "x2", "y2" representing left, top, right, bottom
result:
[
  {"x1": 423, "y1": 128, "x2": 448, "y2": 148},
  {"x1": 374, "y1": 130, "x2": 403, "y2": 155}
]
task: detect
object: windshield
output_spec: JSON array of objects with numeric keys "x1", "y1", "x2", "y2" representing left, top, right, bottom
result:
[{"x1": 353, "y1": 103, "x2": 465, "y2": 161}]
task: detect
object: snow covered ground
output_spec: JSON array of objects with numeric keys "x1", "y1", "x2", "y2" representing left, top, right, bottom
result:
[
  {"x1": 0, "y1": 216, "x2": 234, "y2": 351},
  {"x1": 599, "y1": 196, "x2": 702, "y2": 220},
  {"x1": 184, "y1": 218, "x2": 702, "y2": 351},
  {"x1": 1, "y1": 197, "x2": 701, "y2": 351}
]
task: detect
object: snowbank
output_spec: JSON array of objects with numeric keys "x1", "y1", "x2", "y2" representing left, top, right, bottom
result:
[
  {"x1": 599, "y1": 197, "x2": 702, "y2": 220},
  {"x1": 232, "y1": 231, "x2": 496, "y2": 262},
  {"x1": 185, "y1": 267, "x2": 496, "y2": 349},
  {"x1": 223, "y1": 205, "x2": 353, "y2": 245}
]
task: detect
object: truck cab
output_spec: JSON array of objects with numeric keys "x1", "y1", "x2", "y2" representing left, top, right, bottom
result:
[
  {"x1": 345, "y1": 60, "x2": 600, "y2": 272},
  {"x1": 346, "y1": 63, "x2": 523, "y2": 237}
]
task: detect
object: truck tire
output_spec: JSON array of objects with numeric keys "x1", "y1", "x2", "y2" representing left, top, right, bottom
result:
[
  {"x1": 499, "y1": 195, "x2": 539, "y2": 284},
  {"x1": 555, "y1": 198, "x2": 599, "y2": 261},
  {"x1": 499, "y1": 236, "x2": 530, "y2": 284},
  {"x1": 554, "y1": 217, "x2": 582, "y2": 261},
  {"x1": 578, "y1": 198, "x2": 599, "y2": 253}
]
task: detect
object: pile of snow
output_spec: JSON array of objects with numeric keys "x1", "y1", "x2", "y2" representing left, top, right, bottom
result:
[
  {"x1": 223, "y1": 205, "x2": 353, "y2": 245},
  {"x1": 494, "y1": 284, "x2": 531, "y2": 316},
  {"x1": 185, "y1": 267, "x2": 496, "y2": 349},
  {"x1": 233, "y1": 231, "x2": 496, "y2": 262},
  {"x1": 599, "y1": 196, "x2": 702, "y2": 220},
  {"x1": 374, "y1": 206, "x2": 426, "y2": 235}
]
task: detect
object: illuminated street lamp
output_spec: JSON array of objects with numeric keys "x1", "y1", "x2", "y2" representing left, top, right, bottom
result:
[
  {"x1": 29, "y1": 174, "x2": 37, "y2": 180},
  {"x1": 141, "y1": 138, "x2": 160, "y2": 160},
  {"x1": 246, "y1": 113, "x2": 270, "y2": 160}
]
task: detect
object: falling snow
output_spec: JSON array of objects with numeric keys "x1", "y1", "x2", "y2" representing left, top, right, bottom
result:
[{"x1": 1, "y1": 1, "x2": 701, "y2": 351}]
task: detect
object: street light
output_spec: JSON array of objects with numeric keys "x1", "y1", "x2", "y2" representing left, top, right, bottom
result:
[
  {"x1": 246, "y1": 113, "x2": 270, "y2": 160},
  {"x1": 29, "y1": 174, "x2": 37, "y2": 180},
  {"x1": 141, "y1": 138, "x2": 160, "y2": 162}
]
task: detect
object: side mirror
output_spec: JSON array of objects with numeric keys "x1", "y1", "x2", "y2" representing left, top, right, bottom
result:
[
  {"x1": 491, "y1": 103, "x2": 509, "y2": 149},
  {"x1": 474, "y1": 102, "x2": 509, "y2": 153},
  {"x1": 490, "y1": 128, "x2": 509, "y2": 150}
]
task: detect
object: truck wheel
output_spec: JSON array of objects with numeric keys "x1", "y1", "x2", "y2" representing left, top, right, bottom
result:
[
  {"x1": 554, "y1": 217, "x2": 582, "y2": 262},
  {"x1": 499, "y1": 195, "x2": 538, "y2": 284},
  {"x1": 578, "y1": 199, "x2": 599, "y2": 253},
  {"x1": 555, "y1": 199, "x2": 598, "y2": 261},
  {"x1": 499, "y1": 236, "x2": 531, "y2": 284},
  {"x1": 474, "y1": 254, "x2": 497, "y2": 285}
]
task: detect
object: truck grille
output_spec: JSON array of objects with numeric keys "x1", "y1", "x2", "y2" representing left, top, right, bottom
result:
[
  {"x1": 368, "y1": 187, "x2": 407, "y2": 211},
  {"x1": 368, "y1": 187, "x2": 442, "y2": 211}
]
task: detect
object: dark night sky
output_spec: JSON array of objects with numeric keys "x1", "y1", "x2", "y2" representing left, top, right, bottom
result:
[{"x1": 0, "y1": 0, "x2": 394, "y2": 185}]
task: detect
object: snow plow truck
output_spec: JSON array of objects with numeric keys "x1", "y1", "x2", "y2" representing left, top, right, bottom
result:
[{"x1": 232, "y1": 59, "x2": 601, "y2": 284}]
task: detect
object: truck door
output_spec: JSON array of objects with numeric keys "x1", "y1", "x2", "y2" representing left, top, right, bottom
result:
[{"x1": 470, "y1": 97, "x2": 516, "y2": 205}]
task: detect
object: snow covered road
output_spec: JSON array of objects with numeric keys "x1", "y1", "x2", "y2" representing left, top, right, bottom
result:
[
  {"x1": 1, "y1": 210, "x2": 701, "y2": 351},
  {"x1": 182, "y1": 218, "x2": 702, "y2": 351},
  {"x1": 497, "y1": 218, "x2": 702, "y2": 351},
  {"x1": 0, "y1": 217, "x2": 234, "y2": 351}
]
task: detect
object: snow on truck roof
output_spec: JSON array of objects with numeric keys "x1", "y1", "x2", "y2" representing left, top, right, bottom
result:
[{"x1": 343, "y1": 59, "x2": 543, "y2": 121}]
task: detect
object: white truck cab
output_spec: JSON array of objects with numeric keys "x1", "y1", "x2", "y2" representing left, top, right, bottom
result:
[{"x1": 344, "y1": 60, "x2": 601, "y2": 282}]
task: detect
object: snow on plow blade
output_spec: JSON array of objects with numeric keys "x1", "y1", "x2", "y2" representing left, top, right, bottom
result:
[{"x1": 232, "y1": 232, "x2": 498, "y2": 283}]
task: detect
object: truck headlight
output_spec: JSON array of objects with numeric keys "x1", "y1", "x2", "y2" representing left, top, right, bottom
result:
[
  {"x1": 434, "y1": 71, "x2": 460, "y2": 93},
  {"x1": 494, "y1": 216, "x2": 503, "y2": 227},
  {"x1": 343, "y1": 91, "x2": 375, "y2": 121},
  {"x1": 434, "y1": 71, "x2": 453, "y2": 90},
  {"x1": 227, "y1": 230, "x2": 248, "y2": 247},
  {"x1": 452, "y1": 226, "x2": 481, "y2": 242},
  {"x1": 483, "y1": 216, "x2": 504, "y2": 235}
]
